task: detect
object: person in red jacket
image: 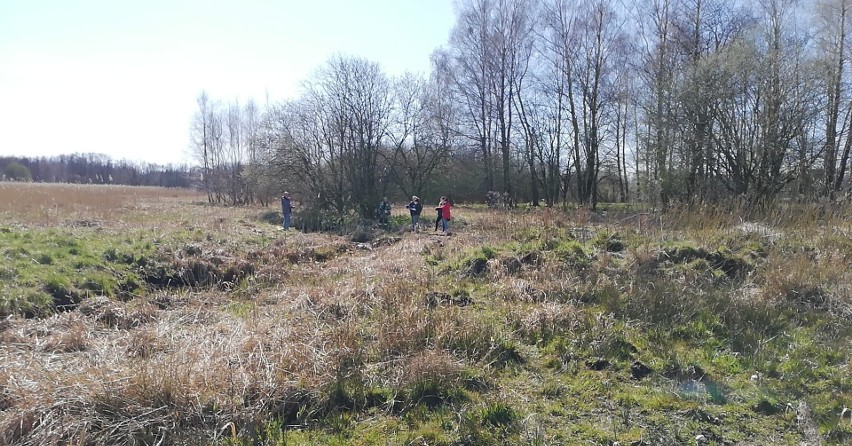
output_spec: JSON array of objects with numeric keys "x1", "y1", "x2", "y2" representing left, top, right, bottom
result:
[{"x1": 436, "y1": 196, "x2": 452, "y2": 235}]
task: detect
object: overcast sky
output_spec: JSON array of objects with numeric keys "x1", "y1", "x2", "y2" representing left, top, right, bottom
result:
[{"x1": 0, "y1": 0, "x2": 456, "y2": 166}]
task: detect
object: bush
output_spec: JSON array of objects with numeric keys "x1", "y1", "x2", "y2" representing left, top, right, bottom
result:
[
  {"x1": 294, "y1": 205, "x2": 349, "y2": 232},
  {"x1": 4, "y1": 161, "x2": 31, "y2": 182}
]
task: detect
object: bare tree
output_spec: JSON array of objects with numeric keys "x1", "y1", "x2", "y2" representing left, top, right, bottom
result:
[
  {"x1": 188, "y1": 0, "x2": 852, "y2": 211},
  {"x1": 816, "y1": 0, "x2": 852, "y2": 198},
  {"x1": 190, "y1": 91, "x2": 215, "y2": 202},
  {"x1": 386, "y1": 72, "x2": 454, "y2": 198},
  {"x1": 638, "y1": 0, "x2": 680, "y2": 207},
  {"x1": 241, "y1": 98, "x2": 262, "y2": 204},
  {"x1": 225, "y1": 100, "x2": 244, "y2": 204},
  {"x1": 490, "y1": 0, "x2": 536, "y2": 201},
  {"x1": 441, "y1": 0, "x2": 499, "y2": 193},
  {"x1": 707, "y1": 0, "x2": 820, "y2": 203},
  {"x1": 671, "y1": 0, "x2": 752, "y2": 202},
  {"x1": 268, "y1": 55, "x2": 392, "y2": 221},
  {"x1": 555, "y1": 0, "x2": 627, "y2": 209}
]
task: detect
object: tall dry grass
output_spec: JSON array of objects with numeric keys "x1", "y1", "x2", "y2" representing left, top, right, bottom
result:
[
  {"x1": 0, "y1": 185, "x2": 850, "y2": 444},
  {"x1": 0, "y1": 183, "x2": 224, "y2": 231},
  {"x1": 0, "y1": 201, "x2": 503, "y2": 444}
]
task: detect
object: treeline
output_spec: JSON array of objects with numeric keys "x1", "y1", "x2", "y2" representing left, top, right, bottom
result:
[
  {"x1": 193, "y1": 0, "x2": 852, "y2": 216},
  {"x1": 0, "y1": 154, "x2": 192, "y2": 188}
]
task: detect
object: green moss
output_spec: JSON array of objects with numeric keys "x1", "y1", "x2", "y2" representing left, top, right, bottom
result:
[
  {"x1": 0, "y1": 226, "x2": 195, "y2": 315},
  {"x1": 552, "y1": 239, "x2": 591, "y2": 266},
  {"x1": 657, "y1": 240, "x2": 755, "y2": 278}
]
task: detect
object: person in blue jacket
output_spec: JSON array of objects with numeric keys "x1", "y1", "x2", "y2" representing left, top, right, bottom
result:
[
  {"x1": 281, "y1": 192, "x2": 293, "y2": 230},
  {"x1": 405, "y1": 196, "x2": 423, "y2": 232}
]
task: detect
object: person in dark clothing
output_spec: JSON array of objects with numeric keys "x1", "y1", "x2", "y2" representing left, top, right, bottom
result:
[
  {"x1": 281, "y1": 192, "x2": 293, "y2": 230},
  {"x1": 436, "y1": 196, "x2": 452, "y2": 235},
  {"x1": 405, "y1": 196, "x2": 423, "y2": 232},
  {"x1": 376, "y1": 197, "x2": 391, "y2": 228}
]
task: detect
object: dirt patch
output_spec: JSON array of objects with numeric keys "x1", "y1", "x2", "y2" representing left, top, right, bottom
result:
[
  {"x1": 425, "y1": 291, "x2": 472, "y2": 308},
  {"x1": 520, "y1": 251, "x2": 542, "y2": 265},
  {"x1": 502, "y1": 257, "x2": 522, "y2": 274},
  {"x1": 630, "y1": 361, "x2": 653, "y2": 380},
  {"x1": 461, "y1": 257, "x2": 488, "y2": 278},
  {"x1": 137, "y1": 248, "x2": 254, "y2": 289}
]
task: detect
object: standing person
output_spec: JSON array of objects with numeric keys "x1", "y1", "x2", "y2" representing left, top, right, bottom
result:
[
  {"x1": 376, "y1": 197, "x2": 392, "y2": 228},
  {"x1": 436, "y1": 196, "x2": 452, "y2": 235},
  {"x1": 281, "y1": 192, "x2": 293, "y2": 230},
  {"x1": 405, "y1": 196, "x2": 423, "y2": 232},
  {"x1": 434, "y1": 198, "x2": 443, "y2": 231}
]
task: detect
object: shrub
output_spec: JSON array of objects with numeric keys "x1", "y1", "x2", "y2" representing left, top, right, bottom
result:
[
  {"x1": 400, "y1": 350, "x2": 464, "y2": 408},
  {"x1": 4, "y1": 161, "x2": 31, "y2": 182},
  {"x1": 350, "y1": 224, "x2": 372, "y2": 243},
  {"x1": 294, "y1": 205, "x2": 348, "y2": 232},
  {"x1": 41, "y1": 320, "x2": 89, "y2": 353}
]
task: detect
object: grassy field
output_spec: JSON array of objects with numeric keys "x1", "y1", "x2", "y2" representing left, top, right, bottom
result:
[{"x1": 0, "y1": 183, "x2": 850, "y2": 445}]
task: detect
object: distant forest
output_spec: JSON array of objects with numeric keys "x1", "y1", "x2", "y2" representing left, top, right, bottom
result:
[{"x1": 0, "y1": 153, "x2": 192, "y2": 188}]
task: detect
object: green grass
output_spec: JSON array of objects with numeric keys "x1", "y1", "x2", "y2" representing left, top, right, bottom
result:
[
  {"x1": 4, "y1": 202, "x2": 851, "y2": 445},
  {"x1": 0, "y1": 226, "x2": 184, "y2": 315}
]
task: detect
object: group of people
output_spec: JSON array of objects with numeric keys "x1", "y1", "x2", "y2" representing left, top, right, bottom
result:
[
  {"x1": 402, "y1": 195, "x2": 452, "y2": 235},
  {"x1": 281, "y1": 191, "x2": 452, "y2": 235}
]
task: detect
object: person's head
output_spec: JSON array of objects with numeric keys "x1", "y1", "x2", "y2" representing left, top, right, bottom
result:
[
  {"x1": 440, "y1": 196, "x2": 446, "y2": 203},
  {"x1": 283, "y1": 192, "x2": 290, "y2": 199},
  {"x1": 413, "y1": 196, "x2": 419, "y2": 202}
]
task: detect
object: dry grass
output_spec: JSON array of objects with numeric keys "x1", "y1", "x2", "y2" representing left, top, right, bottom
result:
[
  {"x1": 0, "y1": 189, "x2": 516, "y2": 443},
  {"x1": 0, "y1": 183, "x2": 204, "y2": 228},
  {"x1": 0, "y1": 184, "x2": 850, "y2": 444}
]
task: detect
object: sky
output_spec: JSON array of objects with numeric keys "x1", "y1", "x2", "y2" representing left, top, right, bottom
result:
[{"x1": 0, "y1": 0, "x2": 456, "y2": 166}]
